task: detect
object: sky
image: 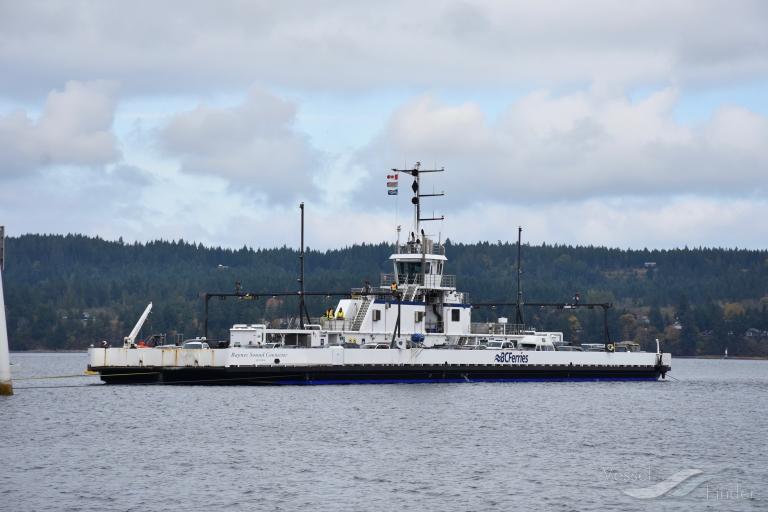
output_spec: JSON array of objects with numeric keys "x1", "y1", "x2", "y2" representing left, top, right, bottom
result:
[{"x1": 1, "y1": 1, "x2": 767, "y2": 250}]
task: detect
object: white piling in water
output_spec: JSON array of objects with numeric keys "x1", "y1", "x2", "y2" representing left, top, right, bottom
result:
[{"x1": 0, "y1": 226, "x2": 11, "y2": 396}]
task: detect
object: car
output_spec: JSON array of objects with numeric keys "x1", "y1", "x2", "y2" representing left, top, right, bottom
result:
[
  {"x1": 485, "y1": 340, "x2": 516, "y2": 350},
  {"x1": 556, "y1": 345, "x2": 583, "y2": 352},
  {"x1": 455, "y1": 337, "x2": 486, "y2": 350},
  {"x1": 181, "y1": 340, "x2": 211, "y2": 349}
]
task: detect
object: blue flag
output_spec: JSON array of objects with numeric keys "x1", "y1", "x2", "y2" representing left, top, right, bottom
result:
[{"x1": 388, "y1": 189, "x2": 398, "y2": 195}]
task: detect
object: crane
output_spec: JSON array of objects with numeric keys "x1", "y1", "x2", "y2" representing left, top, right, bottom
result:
[{"x1": 123, "y1": 302, "x2": 153, "y2": 347}]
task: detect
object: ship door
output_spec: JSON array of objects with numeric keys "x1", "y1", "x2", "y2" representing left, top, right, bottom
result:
[{"x1": 331, "y1": 347, "x2": 344, "y2": 365}]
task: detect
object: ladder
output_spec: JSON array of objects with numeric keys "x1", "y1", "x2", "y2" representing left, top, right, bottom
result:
[{"x1": 351, "y1": 296, "x2": 374, "y2": 331}]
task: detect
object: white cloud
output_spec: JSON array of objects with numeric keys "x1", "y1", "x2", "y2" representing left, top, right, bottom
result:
[
  {"x1": 356, "y1": 89, "x2": 768, "y2": 207},
  {"x1": 443, "y1": 196, "x2": 768, "y2": 250},
  {"x1": 0, "y1": 164, "x2": 153, "y2": 239},
  {"x1": 112, "y1": 194, "x2": 768, "y2": 251},
  {"x1": 0, "y1": 1, "x2": 766, "y2": 250},
  {"x1": 0, "y1": 81, "x2": 120, "y2": 178},
  {"x1": 159, "y1": 88, "x2": 318, "y2": 201},
  {"x1": 1, "y1": 1, "x2": 767, "y2": 98},
  {"x1": 2, "y1": 82, "x2": 766, "y2": 250}
]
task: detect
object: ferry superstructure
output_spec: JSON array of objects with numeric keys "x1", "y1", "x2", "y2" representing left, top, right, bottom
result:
[{"x1": 88, "y1": 164, "x2": 671, "y2": 384}]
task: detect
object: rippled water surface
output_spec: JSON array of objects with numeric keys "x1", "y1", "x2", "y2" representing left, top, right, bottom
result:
[{"x1": 1, "y1": 354, "x2": 766, "y2": 511}]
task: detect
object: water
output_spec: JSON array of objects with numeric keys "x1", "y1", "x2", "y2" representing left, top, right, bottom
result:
[{"x1": 1, "y1": 354, "x2": 766, "y2": 511}]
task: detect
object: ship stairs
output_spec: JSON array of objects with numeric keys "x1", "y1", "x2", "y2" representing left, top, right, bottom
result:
[
  {"x1": 404, "y1": 284, "x2": 420, "y2": 302},
  {"x1": 351, "y1": 295, "x2": 374, "y2": 331}
]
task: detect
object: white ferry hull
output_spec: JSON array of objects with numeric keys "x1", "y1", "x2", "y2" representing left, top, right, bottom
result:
[
  {"x1": 88, "y1": 347, "x2": 672, "y2": 385},
  {"x1": 88, "y1": 166, "x2": 675, "y2": 386}
]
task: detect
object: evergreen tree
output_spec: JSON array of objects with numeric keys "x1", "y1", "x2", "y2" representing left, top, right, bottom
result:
[
  {"x1": 649, "y1": 302, "x2": 665, "y2": 332},
  {"x1": 676, "y1": 295, "x2": 699, "y2": 356},
  {"x1": 2, "y1": 233, "x2": 768, "y2": 356}
]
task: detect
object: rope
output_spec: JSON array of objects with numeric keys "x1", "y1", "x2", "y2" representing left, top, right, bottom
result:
[
  {"x1": 13, "y1": 371, "x2": 158, "y2": 381},
  {"x1": 13, "y1": 371, "x2": 310, "y2": 387},
  {"x1": 11, "y1": 372, "x2": 306, "y2": 389},
  {"x1": 12, "y1": 384, "x2": 106, "y2": 390},
  {"x1": 14, "y1": 373, "x2": 101, "y2": 381}
]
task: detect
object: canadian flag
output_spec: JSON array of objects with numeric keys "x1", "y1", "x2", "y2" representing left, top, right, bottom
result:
[{"x1": 387, "y1": 173, "x2": 398, "y2": 180}]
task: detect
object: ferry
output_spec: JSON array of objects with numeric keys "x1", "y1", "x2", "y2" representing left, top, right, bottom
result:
[{"x1": 87, "y1": 164, "x2": 671, "y2": 385}]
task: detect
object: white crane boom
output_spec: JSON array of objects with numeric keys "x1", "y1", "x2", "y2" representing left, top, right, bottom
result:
[{"x1": 124, "y1": 302, "x2": 153, "y2": 347}]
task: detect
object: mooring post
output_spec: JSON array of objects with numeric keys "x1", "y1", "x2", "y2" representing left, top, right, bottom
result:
[{"x1": 0, "y1": 226, "x2": 12, "y2": 396}]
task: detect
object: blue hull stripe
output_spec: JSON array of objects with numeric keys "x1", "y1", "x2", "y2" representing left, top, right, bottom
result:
[
  {"x1": 96, "y1": 366, "x2": 666, "y2": 386},
  {"x1": 268, "y1": 377, "x2": 660, "y2": 385}
]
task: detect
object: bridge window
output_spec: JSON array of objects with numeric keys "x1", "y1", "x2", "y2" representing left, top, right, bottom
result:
[{"x1": 397, "y1": 262, "x2": 422, "y2": 275}]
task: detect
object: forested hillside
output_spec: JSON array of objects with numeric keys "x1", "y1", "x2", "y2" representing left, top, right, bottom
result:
[{"x1": 3, "y1": 234, "x2": 768, "y2": 355}]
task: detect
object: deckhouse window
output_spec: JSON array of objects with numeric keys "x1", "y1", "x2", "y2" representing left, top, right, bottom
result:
[
  {"x1": 397, "y1": 262, "x2": 423, "y2": 275},
  {"x1": 372, "y1": 309, "x2": 381, "y2": 321},
  {"x1": 451, "y1": 309, "x2": 460, "y2": 322}
]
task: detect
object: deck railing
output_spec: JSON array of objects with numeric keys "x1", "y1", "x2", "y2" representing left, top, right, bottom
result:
[
  {"x1": 318, "y1": 318, "x2": 354, "y2": 331},
  {"x1": 470, "y1": 323, "x2": 529, "y2": 335},
  {"x1": 397, "y1": 240, "x2": 445, "y2": 255},
  {"x1": 380, "y1": 273, "x2": 456, "y2": 288}
]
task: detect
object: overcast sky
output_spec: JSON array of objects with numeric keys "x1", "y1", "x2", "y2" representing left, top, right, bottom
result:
[{"x1": 1, "y1": 1, "x2": 767, "y2": 249}]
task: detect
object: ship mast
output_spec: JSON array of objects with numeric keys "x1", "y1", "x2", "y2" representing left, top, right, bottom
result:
[
  {"x1": 390, "y1": 161, "x2": 445, "y2": 236},
  {"x1": 515, "y1": 226, "x2": 525, "y2": 326},
  {"x1": 298, "y1": 202, "x2": 311, "y2": 329}
]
